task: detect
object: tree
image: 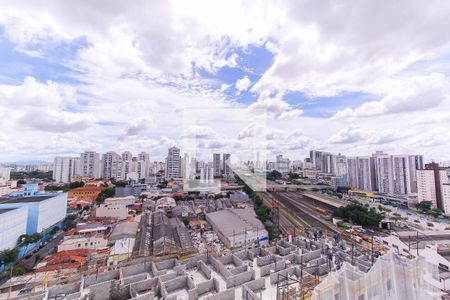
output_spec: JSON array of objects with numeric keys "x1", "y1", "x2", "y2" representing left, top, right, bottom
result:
[
  {"x1": 69, "y1": 181, "x2": 85, "y2": 189},
  {"x1": 428, "y1": 208, "x2": 443, "y2": 218},
  {"x1": 95, "y1": 187, "x2": 115, "y2": 204},
  {"x1": 11, "y1": 265, "x2": 26, "y2": 276},
  {"x1": 114, "y1": 180, "x2": 128, "y2": 187},
  {"x1": 288, "y1": 172, "x2": 299, "y2": 180},
  {"x1": 64, "y1": 214, "x2": 77, "y2": 231},
  {"x1": 173, "y1": 195, "x2": 183, "y2": 201},
  {"x1": 266, "y1": 170, "x2": 282, "y2": 181},
  {"x1": 0, "y1": 248, "x2": 19, "y2": 266},
  {"x1": 17, "y1": 179, "x2": 26, "y2": 185},
  {"x1": 76, "y1": 204, "x2": 82, "y2": 211},
  {"x1": 17, "y1": 233, "x2": 41, "y2": 247},
  {"x1": 333, "y1": 204, "x2": 383, "y2": 227},
  {"x1": 255, "y1": 205, "x2": 271, "y2": 222},
  {"x1": 416, "y1": 201, "x2": 433, "y2": 212}
]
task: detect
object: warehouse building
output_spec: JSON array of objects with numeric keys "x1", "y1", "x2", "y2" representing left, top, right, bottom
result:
[
  {"x1": 0, "y1": 193, "x2": 67, "y2": 234},
  {"x1": 206, "y1": 208, "x2": 269, "y2": 248},
  {"x1": 0, "y1": 207, "x2": 28, "y2": 251}
]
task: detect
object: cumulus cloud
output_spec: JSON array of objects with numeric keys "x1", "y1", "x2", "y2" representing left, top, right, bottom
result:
[
  {"x1": 333, "y1": 74, "x2": 448, "y2": 119},
  {"x1": 122, "y1": 118, "x2": 154, "y2": 137},
  {"x1": 328, "y1": 126, "x2": 365, "y2": 144},
  {"x1": 235, "y1": 75, "x2": 251, "y2": 92},
  {"x1": 183, "y1": 125, "x2": 218, "y2": 139},
  {"x1": 278, "y1": 109, "x2": 303, "y2": 119}
]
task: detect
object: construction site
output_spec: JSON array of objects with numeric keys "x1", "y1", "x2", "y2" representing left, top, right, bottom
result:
[{"x1": 1, "y1": 227, "x2": 443, "y2": 300}]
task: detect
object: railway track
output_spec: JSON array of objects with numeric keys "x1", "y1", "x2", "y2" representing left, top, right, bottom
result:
[{"x1": 271, "y1": 192, "x2": 340, "y2": 234}]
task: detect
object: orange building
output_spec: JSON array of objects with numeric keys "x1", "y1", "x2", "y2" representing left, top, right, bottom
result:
[{"x1": 68, "y1": 186, "x2": 104, "y2": 206}]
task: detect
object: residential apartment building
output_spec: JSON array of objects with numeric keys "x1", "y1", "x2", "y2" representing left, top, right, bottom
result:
[
  {"x1": 80, "y1": 151, "x2": 101, "y2": 178},
  {"x1": 417, "y1": 163, "x2": 450, "y2": 213},
  {"x1": 53, "y1": 157, "x2": 80, "y2": 183},
  {"x1": 166, "y1": 147, "x2": 181, "y2": 179},
  {"x1": 223, "y1": 153, "x2": 232, "y2": 177},
  {"x1": 213, "y1": 153, "x2": 221, "y2": 177},
  {"x1": 347, "y1": 156, "x2": 374, "y2": 191},
  {"x1": 275, "y1": 155, "x2": 290, "y2": 174}
]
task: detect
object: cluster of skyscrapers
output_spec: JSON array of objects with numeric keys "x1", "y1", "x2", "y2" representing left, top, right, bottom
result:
[
  {"x1": 53, "y1": 147, "x2": 233, "y2": 183},
  {"x1": 307, "y1": 150, "x2": 424, "y2": 195}
]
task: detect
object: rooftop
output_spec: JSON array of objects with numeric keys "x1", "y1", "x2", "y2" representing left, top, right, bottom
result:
[
  {"x1": 206, "y1": 208, "x2": 265, "y2": 236},
  {"x1": 0, "y1": 208, "x2": 15, "y2": 214},
  {"x1": 69, "y1": 186, "x2": 104, "y2": 192},
  {"x1": 0, "y1": 194, "x2": 55, "y2": 204}
]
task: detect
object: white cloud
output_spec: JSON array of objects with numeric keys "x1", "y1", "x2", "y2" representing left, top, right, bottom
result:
[
  {"x1": 333, "y1": 74, "x2": 448, "y2": 119},
  {"x1": 278, "y1": 109, "x2": 303, "y2": 120},
  {"x1": 235, "y1": 75, "x2": 251, "y2": 92},
  {"x1": 328, "y1": 126, "x2": 365, "y2": 144},
  {"x1": 0, "y1": 1, "x2": 450, "y2": 161}
]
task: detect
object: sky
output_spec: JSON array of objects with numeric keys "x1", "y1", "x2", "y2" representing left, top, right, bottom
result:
[{"x1": 0, "y1": 0, "x2": 450, "y2": 162}]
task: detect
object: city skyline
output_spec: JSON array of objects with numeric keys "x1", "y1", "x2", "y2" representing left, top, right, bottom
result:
[{"x1": 0, "y1": 1, "x2": 449, "y2": 162}]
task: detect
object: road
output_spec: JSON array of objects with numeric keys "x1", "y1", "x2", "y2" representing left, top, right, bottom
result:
[
  {"x1": 20, "y1": 231, "x2": 65, "y2": 270},
  {"x1": 133, "y1": 213, "x2": 152, "y2": 256}
]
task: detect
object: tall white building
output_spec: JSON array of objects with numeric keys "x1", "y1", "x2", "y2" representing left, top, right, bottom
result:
[
  {"x1": 135, "y1": 152, "x2": 150, "y2": 179},
  {"x1": 417, "y1": 163, "x2": 450, "y2": 213},
  {"x1": 213, "y1": 153, "x2": 221, "y2": 177},
  {"x1": 101, "y1": 151, "x2": 123, "y2": 180},
  {"x1": 80, "y1": 151, "x2": 101, "y2": 178},
  {"x1": 0, "y1": 167, "x2": 12, "y2": 181},
  {"x1": 347, "y1": 156, "x2": 374, "y2": 191},
  {"x1": 53, "y1": 157, "x2": 80, "y2": 183},
  {"x1": 333, "y1": 154, "x2": 347, "y2": 176},
  {"x1": 373, "y1": 152, "x2": 423, "y2": 195},
  {"x1": 200, "y1": 167, "x2": 214, "y2": 184},
  {"x1": 166, "y1": 147, "x2": 181, "y2": 179},
  {"x1": 223, "y1": 153, "x2": 232, "y2": 177},
  {"x1": 275, "y1": 155, "x2": 290, "y2": 174}
]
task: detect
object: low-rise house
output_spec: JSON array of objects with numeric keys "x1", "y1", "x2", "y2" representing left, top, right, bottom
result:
[
  {"x1": 57, "y1": 234, "x2": 108, "y2": 252},
  {"x1": 155, "y1": 197, "x2": 176, "y2": 212}
]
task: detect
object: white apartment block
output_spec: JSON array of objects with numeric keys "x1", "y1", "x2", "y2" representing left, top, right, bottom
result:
[
  {"x1": 417, "y1": 163, "x2": 450, "y2": 213},
  {"x1": 276, "y1": 155, "x2": 290, "y2": 174},
  {"x1": 166, "y1": 147, "x2": 181, "y2": 179},
  {"x1": 417, "y1": 169, "x2": 438, "y2": 207},
  {"x1": 347, "y1": 156, "x2": 374, "y2": 191},
  {"x1": 80, "y1": 151, "x2": 101, "y2": 178},
  {"x1": 53, "y1": 156, "x2": 80, "y2": 183},
  {"x1": 0, "y1": 167, "x2": 11, "y2": 181},
  {"x1": 213, "y1": 153, "x2": 221, "y2": 177},
  {"x1": 223, "y1": 153, "x2": 232, "y2": 177}
]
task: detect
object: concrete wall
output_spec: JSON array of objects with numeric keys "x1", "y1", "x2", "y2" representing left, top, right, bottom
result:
[
  {"x1": 225, "y1": 269, "x2": 255, "y2": 289},
  {"x1": 89, "y1": 280, "x2": 113, "y2": 300},
  {"x1": 198, "y1": 260, "x2": 212, "y2": 280},
  {"x1": 188, "y1": 278, "x2": 216, "y2": 300},
  {"x1": 129, "y1": 277, "x2": 159, "y2": 297},
  {"x1": 203, "y1": 287, "x2": 235, "y2": 300},
  {"x1": 130, "y1": 291, "x2": 154, "y2": 300},
  {"x1": 230, "y1": 264, "x2": 248, "y2": 275},
  {"x1": 122, "y1": 261, "x2": 152, "y2": 278},
  {"x1": 260, "y1": 260, "x2": 287, "y2": 277},
  {"x1": 122, "y1": 273, "x2": 148, "y2": 285},
  {"x1": 209, "y1": 255, "x2": 231, "y2": 278},
  {"x1": 84, "y1": 269, "x2": 118, "y2": 287},
  {"x1": 242, "y1": 278, "x2": 265, "y2": 300},
  {"x1": 47, "y1": 282, "x2": 81, "y2": 299}
]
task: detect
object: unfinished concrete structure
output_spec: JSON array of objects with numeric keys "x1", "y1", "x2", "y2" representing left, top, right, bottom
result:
[{"x1": 6, "y1": 234, "x2": 443, "y2": 300}]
